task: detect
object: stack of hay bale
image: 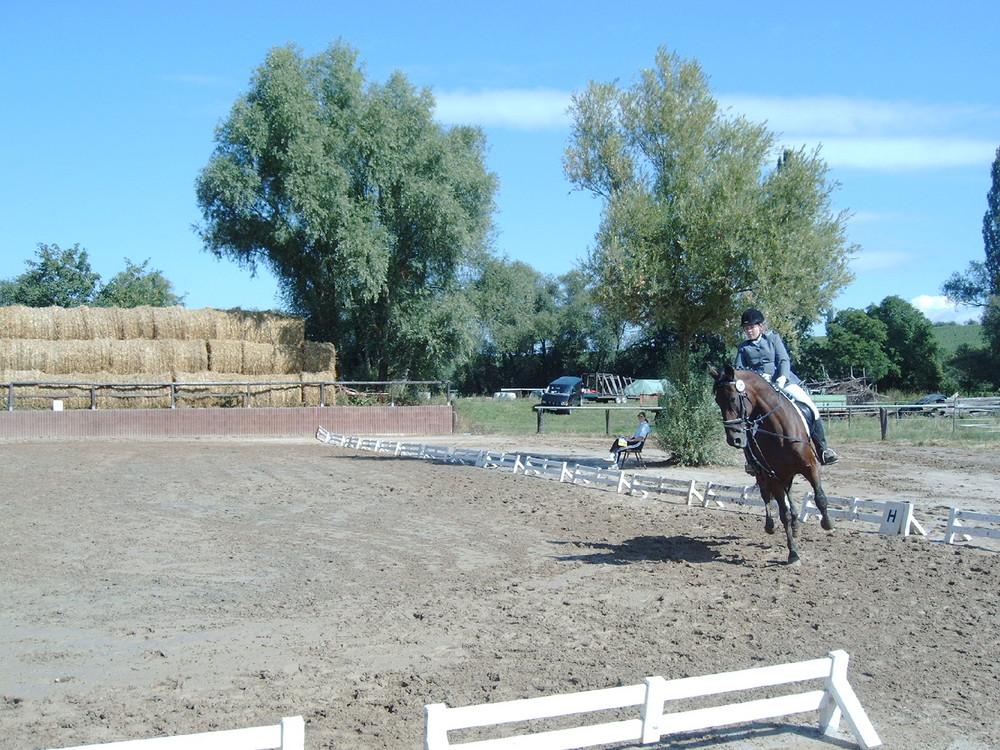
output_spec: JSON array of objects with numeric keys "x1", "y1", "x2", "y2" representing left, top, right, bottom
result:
[{"x1": 0, "y1": 306, "x2": 337, "y2": 408}]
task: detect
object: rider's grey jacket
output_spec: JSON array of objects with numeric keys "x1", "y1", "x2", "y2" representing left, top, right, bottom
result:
[{"x1": 733, "y1": 331, "x2": 802, "y2": 385}]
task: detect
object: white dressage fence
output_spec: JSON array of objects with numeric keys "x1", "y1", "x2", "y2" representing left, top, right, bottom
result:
[
  {"x1": 800, "y1": 494, "x2": 927, "y2": 537},
  {"x1": 425, "y1": 650, "x2": 880, "y2": 750},
  {"x1": 49, "y1": 716, "x2": 304, "y2": 750},
  {"x1": 944, "y1": 507, "x2": 1000, "y2": 545},
  {"x1": 316, "y1": 429, "x2": 997, "y2": 546}
]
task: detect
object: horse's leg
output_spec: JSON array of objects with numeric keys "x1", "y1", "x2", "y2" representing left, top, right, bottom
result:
[
  {"x1": 758, "y1": 481, "x2": 776, "y2": 534},
  {"x1": 805, "y1": 466, "x2": 835, "y2": 531},
  {"x1": 784, "y1": 479, "x2": 800, "y2": 539},
  {"x1": 775, "y1": 492, "x2": 800, "y2": 566}
]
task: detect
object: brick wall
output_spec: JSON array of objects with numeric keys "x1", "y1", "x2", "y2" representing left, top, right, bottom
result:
[{"x1": 0, "y1": 406, "x2": 454, "y2": 439}]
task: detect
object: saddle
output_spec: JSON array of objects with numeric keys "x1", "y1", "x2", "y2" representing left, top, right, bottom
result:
[{"x1": 777, "y1": 387, "x2": 814, "y2": 432}]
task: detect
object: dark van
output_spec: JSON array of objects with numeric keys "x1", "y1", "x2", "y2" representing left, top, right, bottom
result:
[{"x1": 540, "y1": 376, "x2": 585, "y2": 408}]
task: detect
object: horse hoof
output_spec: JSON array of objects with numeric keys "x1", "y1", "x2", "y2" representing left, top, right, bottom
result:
[
  {"x1": 764, "y1": 519, "x2": 775, "y2": 535},
  {"x1": 787, "y1": 555, "x2": 801, "y2": 567},
  {"x1": 822, "y1": 518, "x2": 835, "y2": 532}
]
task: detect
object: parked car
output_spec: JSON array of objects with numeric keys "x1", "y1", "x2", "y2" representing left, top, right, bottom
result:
[
  {"x1": 540, "y1": 376, "x2": 585, "y2": 408},
  {"x1": 896, "y1": 393, "x2": 949, "y2": 416}
]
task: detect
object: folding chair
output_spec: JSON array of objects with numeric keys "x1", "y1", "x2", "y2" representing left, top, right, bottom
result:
[{"x1": 616, "y1": 438, "x2": 645, "y2": 469}]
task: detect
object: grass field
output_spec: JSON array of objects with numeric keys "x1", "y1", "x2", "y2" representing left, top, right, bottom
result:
[
  {"x1": 826, "y1": 410, "x2": 1000, "y2": 447},
  {"x1": 454, "y1": 395, "x2": 1000, "y2": 450},
  {"x1": 932, "y1": 322, "x2": 983, "y2": 355}
]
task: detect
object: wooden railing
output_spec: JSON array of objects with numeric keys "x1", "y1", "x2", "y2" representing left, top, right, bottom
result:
[{"x1": 2, "y1": 380, "x2": 451, "y2": 411}]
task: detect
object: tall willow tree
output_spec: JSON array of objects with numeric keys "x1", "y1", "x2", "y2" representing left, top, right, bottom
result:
[
  {"x1": 196, "y1": 41, "x2": 497, "y2": 380},
  {"x1": 564, "y1": 47, "x2": 855, "y2": 379}
]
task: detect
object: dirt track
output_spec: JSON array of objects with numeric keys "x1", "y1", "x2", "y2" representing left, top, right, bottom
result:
[{"x1": 1, "y1": 436, "x2": 998, "y2": 749}]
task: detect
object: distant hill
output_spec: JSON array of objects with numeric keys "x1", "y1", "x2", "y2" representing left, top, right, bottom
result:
[{"x1": 932, "y1": 322, "x2": 983, "y2": 356}]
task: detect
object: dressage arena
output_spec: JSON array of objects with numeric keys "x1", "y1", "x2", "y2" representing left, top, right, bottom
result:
[{"x1": 1, "y1": 435, "x2": 998, "y2": 749}]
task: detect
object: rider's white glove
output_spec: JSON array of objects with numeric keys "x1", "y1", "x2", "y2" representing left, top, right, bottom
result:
[{"x1": 775, "y1": 376, "x2": 788, "y2": 389}]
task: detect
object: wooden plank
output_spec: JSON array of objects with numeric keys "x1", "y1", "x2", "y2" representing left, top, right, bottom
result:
[{"x1": 50, "y1": 717, "x2": 303, "y2": 750}]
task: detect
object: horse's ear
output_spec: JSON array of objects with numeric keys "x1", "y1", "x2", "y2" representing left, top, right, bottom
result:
[
  {"x1": 724, "y1": 364, "x2": 736, "y2": 379},
  {"x1": 708, "y1": 366, "x2": 720, "y2": 379}
]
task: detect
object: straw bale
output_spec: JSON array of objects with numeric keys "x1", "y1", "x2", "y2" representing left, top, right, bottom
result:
[
  {"x1": 164, "y1": 340, "x2": 210, "y2": 375},
  {"x1": 302, "y1": 341, "x2": 337, "y2": 375},
  {"x1": 172, "y1": 372, "x2": 303, "y2": 408},
  {"x1": 5, "y1": 339, "x2": 208, "y2": 376},
  {"x1": 104, "y1": 340, "x2": 161, "y2": 374},
  {"x1": 206, "y1": 340, "x2": 244, "y2": 373},
  {"x1": 0, "y1": 305, "x2": 307, "y2": 344},
  {"x1": 0, "y1": 339, "x2": 113, "y2": 373},
  {"x1": 241, "y1": 342, "x2": 303, "y2": 375},
  {"x1": 0, "y1": 306, "x2": 59, "y2": 339},
  {"x1": 300, "y1": 372, "x2": 338, "y2": 407},
  {"x1": 117, "y1": 307, "x2": 157, "y2": 339},
  {"x1": 147, "y1": 307, "x2": 305, "y2": 344},
  {"x1": 50, "y1": 307, "x2": 118, "y2": 339},
  {"x1": 150, "y1": 306, "x2": 197, "y2": 340},
  {"x1": 0, "y1": 340, "x2": 45, "y2": 371},
  {"x1": 211, "y1": 308, "x2": 306, "y2": 345}
]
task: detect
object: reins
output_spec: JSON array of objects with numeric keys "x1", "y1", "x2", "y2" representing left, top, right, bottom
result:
[{"x1": 715, "y1": 377, "x2": 810, "y2": 478}]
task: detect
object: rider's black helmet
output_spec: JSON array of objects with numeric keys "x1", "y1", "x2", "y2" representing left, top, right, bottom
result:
[{"x1": 740, "y1": 308, "x2": 765, "y2": 327}]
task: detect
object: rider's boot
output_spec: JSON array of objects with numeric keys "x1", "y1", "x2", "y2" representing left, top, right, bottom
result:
[{"x1": 811, "y1": 418, "x2": 839, "y2": 465}]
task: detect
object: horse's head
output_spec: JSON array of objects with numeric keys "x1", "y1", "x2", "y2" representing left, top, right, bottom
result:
[{"x1": 709, "y1": 364, "x2": 755, "y2": 448}]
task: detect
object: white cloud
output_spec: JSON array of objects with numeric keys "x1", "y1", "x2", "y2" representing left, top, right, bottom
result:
[
  {"x1": 434, "y1": 88, "x2": 572, "y2": 130},
  {"x1": 433, "y1": 88, "x2": 999, "y2": 170},
  {"x1": 720, "y1": 94, "x2": 1000, "y2": 171},
  {"x1": 719, "y1": 95, "x2": 997, "y2": 136},
  {"x1": 782, "y1": 136, "x2": 996, "y2": 171},
  {"x1": 911, "y1": 294, "x2": 983, "y2": 323}
]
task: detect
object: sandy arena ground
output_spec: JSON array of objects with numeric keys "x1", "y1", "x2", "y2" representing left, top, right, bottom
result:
[{"x1": 1, "y1": 433, "x2": 998, "y2": 749}]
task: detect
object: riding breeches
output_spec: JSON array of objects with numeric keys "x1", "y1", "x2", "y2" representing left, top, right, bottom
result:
[{"x1": 778, "y1": 382, "x2": 820, "y2": 421}]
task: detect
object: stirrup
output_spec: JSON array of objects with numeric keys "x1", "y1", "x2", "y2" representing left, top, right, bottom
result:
[{"x1": 821, "y1": 449, "x2": 839, "y2": 466}]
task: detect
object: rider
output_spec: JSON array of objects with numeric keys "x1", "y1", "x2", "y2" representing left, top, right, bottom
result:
[{"x1": 733, "y1": 308, "x2": 839, "y2": 466}]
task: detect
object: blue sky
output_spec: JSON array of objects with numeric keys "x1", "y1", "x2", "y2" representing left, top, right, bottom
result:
[{"x1": 3, "y1": 1, "x2": 997, "y2": 325}]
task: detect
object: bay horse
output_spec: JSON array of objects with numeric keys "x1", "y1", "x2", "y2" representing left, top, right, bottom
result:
[{"x1": 709, "y1": 365, "x2": 835, "y2": 565}]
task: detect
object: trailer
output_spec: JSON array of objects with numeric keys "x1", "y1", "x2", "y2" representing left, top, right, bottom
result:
[{"x1": 582, "y1": 372, "x2": 635, "y2": 403}]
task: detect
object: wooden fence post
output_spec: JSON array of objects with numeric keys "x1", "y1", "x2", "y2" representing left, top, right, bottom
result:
[{"x1": 879, "y1": 407, "x2": 888, "y2": 439}]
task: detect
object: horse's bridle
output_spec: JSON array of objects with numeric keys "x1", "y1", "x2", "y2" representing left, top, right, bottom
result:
[
  {"x1": 715, "y1": 377, "x2": 778, "y2": 431},
  {"x1": 714, "y1": 376, "x2": 806, "y2": 478}
]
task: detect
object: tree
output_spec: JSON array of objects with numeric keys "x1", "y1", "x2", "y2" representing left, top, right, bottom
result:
[
  {"x1": 94, "y1": 258, "x2": 185, "y2": 308},
  {"x1": 984, "y1": 146, "x2": 1000, "y2": 294},
  {"x1": 941, "y1": 146, "x2": 1000, "y2": 307},
  {"x1": 866, "y1": 296, "x2": 942, "y2": 391},
  {"x1": 821, "y1": 309, "x2": 892, "y2": 382},
  {"x1": 195, "y1": 41, "x2": 496, "y2": 380},
  {"x1": 457, "y1": 262, "x2": 625, "y2": 394},
  {"x1": 1, "y1": 245, "x2": 183, "y2": 308},
  {"x1": 564, "y1": 48, "x2": 855, "y2": 381},
  {"x1": 941, "y1": 260, "x2": 991, "y2": 308},
  {"x1": 1, "y1": 243, "x2": 100, "y2": 307}
]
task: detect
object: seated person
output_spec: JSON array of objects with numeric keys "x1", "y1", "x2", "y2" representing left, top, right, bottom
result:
[{"x1": 608, "y1": 412, "x2": 651, "y2": 463}]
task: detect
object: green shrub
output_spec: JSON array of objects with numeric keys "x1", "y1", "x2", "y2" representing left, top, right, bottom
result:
[{"x1": 653, "y1": 373, "x2": 725, "y2": 466}]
